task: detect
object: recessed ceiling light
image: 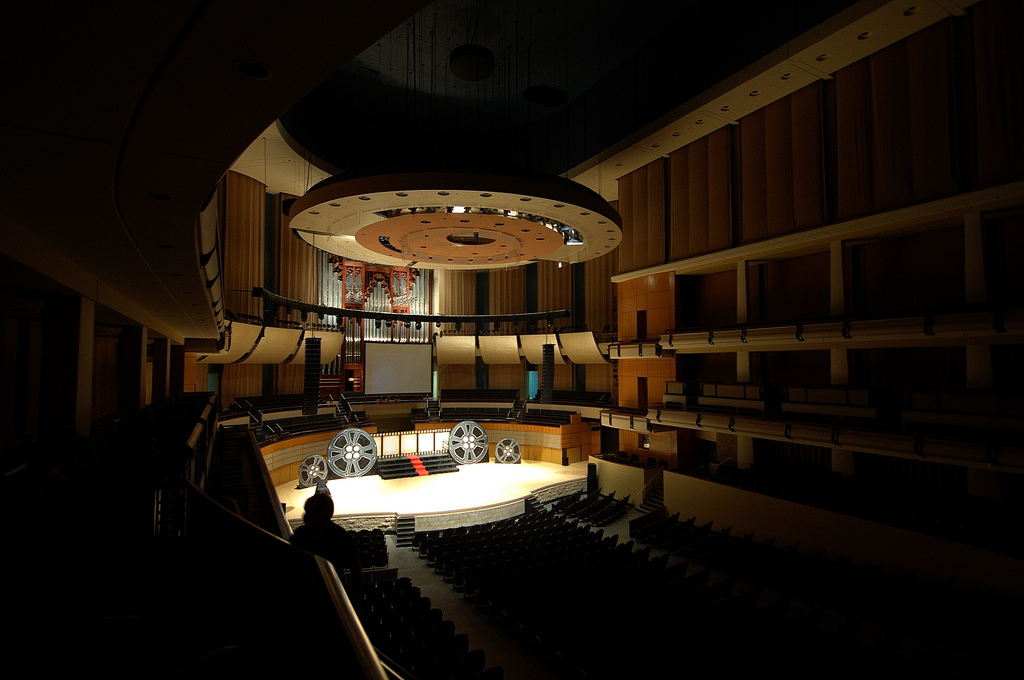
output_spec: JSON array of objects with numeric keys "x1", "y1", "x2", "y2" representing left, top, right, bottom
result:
[
  {"x1": 520, "y1": 197, "x2": 531, "y2": 202},
  {"x1": 615, "y1": 162, "x2": 623, "y2": 166},
  {"x1": 396, "y1": 192, "x2": 408, "y2": 197},
  {"x1": 480, "y1": 193, "x2": 492, "y2": 197},
  {"x1": 358, "y1": 196, "x2": 370, "y2": 201},
  {"x1": 438, "y1": 191, "x2": 450, "y2": 196},
  {"x1": 554, "y1": 204, "x2": 565, "y2": 208},
  {"x1": 580, "y1": 212, "x2": 590, "y2": 216},
  {"x1": 749, "y1": 90, "x2": 759, "y2": 97},
  {"x1": 720, "y1": 105, "x2": 731, "y2": 111},
  {"x1": 781, "y1": 72, "x2": 792, "y2": 80},
  {"x1": 857, "y1": 31, "x2": 872, "y2": 40},
  {"x1": 672, "y1": 131, "x2": 680, "y2": 137},
  {"x1": 817, "y1": 53, "x2": 828, "y2": 62},
  {"x1": 309, "y1": 210, "x2": 319, "y2": 215},
  {"x1": 903, "y1": 6, "x2": 918, "y2": 16},
  {"x1": 651, "y1": 142, "x2": 660, "y2": 148},
  {"x1": 236, "y1": 60, "x2": 271, "y2": 80},
  {"x1": 329, "y1": 202, "x2": 341, "y2": 207},
  {"x1": 696, "y1": 119, "x2": 705, "y2": 124}
]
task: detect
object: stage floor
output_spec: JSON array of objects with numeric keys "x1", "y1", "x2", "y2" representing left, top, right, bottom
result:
[{"x1": 275, "y1": 460, "x2": 589, "y2": 522}]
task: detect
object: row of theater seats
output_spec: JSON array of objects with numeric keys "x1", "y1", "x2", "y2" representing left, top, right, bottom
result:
[
  {"x1": 551, "y1": 490, "x2": 632, "y2": 526},
  {"x1": 408, "y1": 501, "x2": 1017, "y2": 677},
  {"x1": 354, "y1": 528, "x2": 389, "y2": 569},
  {"x1": 711, "y1": 462, "x2": 1024, "y2": 558},
  {"x1": 357, "y1": 577, "x2": 502, "y2": 680}
]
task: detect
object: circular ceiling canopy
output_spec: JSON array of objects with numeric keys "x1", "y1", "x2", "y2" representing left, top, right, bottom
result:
[{"x1": 289, "y1": 170, "x2": 622, "y2": 269}]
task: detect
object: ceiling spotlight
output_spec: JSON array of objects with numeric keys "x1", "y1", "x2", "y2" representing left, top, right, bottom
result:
[
  {"x1": 374, "y1": 319, "x2": 382, "y2": 329},
  {"x1": 415, "y1": 321, "x2": 422, "y2": 330},
  {"x1": 564, "y1": 229, "x2": 584, "y2": 246}
]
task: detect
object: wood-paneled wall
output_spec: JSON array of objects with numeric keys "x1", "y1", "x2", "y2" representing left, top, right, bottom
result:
[
  {"x1": 834, "y1": 20, "x2": 957, "y2": 220},
  {"x1": 276, "y1": 192, "x2": 315, "y2": 394},
  {"x1": 740, "y1": 83, "x2": 825, "y2": 242},
  {"x1": 617, "y1": 159, "x2": 666, "y2": 274},
  {"x1": 489, "y1": 267, "x2": 525, "y2": 316},
  {"x1": 223, "y1": 172, "x2": 265, "y2": 317},
  {"x1": 536, "y1": 261, "x2": 571, "y2": 318},
  {"x1": 584, "y1": 248, "x2": 617, "y2": 334},
  {"x1": 973, "y1": 0, "x2": 1024, "y2": 187},
  {"x1": 221, "y1": 171, "x2": 266, "y2": 403},
  {"x1": 668, "y1": 127, "x2": 732, "y2": 262}
]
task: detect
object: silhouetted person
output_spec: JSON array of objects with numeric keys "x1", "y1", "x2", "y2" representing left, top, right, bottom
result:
[{"x1": 291, "y1": 492, "x2": 363, "y2": 596}]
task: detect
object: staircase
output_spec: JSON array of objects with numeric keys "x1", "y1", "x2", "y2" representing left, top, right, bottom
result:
[
  {"x1": 425, "y1": 398, "x2": 441, "y2": 421},
  {"x1": 524, "y1": 494, "x2": 545, "y2": 514},
  {"x1": 639, "y1": 480, "x2": 665, "y2": 514},
  {"x1": 396, "y1": 516, "x2": 416, "y2": 547},
  {"x1": 509, "y1": 396, "x2": 527, "y2": 421},
  {"x1": 378, "y1": 454, "x2": 460, "y2": 480}
]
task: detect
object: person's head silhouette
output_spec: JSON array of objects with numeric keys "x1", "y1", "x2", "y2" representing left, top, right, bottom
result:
[{"x1": 303, "y1": 492, "x2": 334, "y2": 526}]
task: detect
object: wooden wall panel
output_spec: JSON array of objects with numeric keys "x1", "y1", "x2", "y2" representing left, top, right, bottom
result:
[
  {"x1": 631, "y1": 165, "x2": 648, "y2": 270},
  {"x1": 223, "y1": 171, "x2": 265, "y2": 317},
  {"x1": 586, "y1": 363, "x2": 613, "y2": 393},
  {"x1": 707, "y1": 128, "x2": 732, "y2": 251},
  {"x1": 763, "y1": 99, "x2": 795, "y2": 236},
  {"x1": 740, "y1": 109, "x2": 768, "y2": 243},
  {"x1": 854, "y1": 225, "x2": 965, "y2": 315},
  {"x1": 536, "y1": 261, "x2": 570, "y2": 318},
  {"x1": 836, "y1": 21, "x2": 957, "y2": 220},
  {"x1": 489, "y1": 267, "x2": 525, "y2": 316},
  {"x1": 669, "y1": 148, "x2": 691, "y2": 260},
  {"x1": 870, "y1": 42, "x2": 914, "y2": 211},
  {"x1": 907, "y1": 23, "x2": 956, "y2": 201},
  {"x1": 617, "y1": 161, "x2": 666, "y2": 273},
  {"x1": 221, "y1": 364, "x2": 262, "y2": 405},
  {"x1": 488, "y1": 363, "x2": 524, "y2": 393},
  {"x1": 646, "y1": 160, "x2": 666, "y2": 267},
  {"x1": 973, "y1": 0, "x2": 1024, "y2": 186},
  {"x1": 762, "y1": 252, "x2": 830, "y2": 323},
  {"x1": 438, "y1": 364, "x2": 475, "y2": 390},
  {"x1": 617, "y1": 173, "x2": 634, "y2": 274},
  {"x1": 584, "y1": 248, "x2": 617, "y2": 334},
  {"x1": 834, "y1": 59, "x2": 875, "y2": 220},
  {"x1": 687, "y1": 136, "x2": 710, "y2": 255},
  {"x1": 790, "y1": 83, "x2": 825, "y2": 230},
  {"x1": 436, "y1": 269, "x2": 476, "y2": 333},
  {"x1": 276, "y1": 192, "x2": 314, "y2": 393}
]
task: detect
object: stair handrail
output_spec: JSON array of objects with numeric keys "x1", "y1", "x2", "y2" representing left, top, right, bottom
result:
[{"x1": 639, "y1": 466, "x2": 665, "y2": 507}]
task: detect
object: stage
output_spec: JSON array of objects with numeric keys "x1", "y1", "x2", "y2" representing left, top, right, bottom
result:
[{"x1": 275, "y1": 459, "x2": 589, "y2": 522}]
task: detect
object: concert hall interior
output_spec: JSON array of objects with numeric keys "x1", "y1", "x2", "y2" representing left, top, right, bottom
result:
[{"x1": 2, "y1": 0, "x2": 1022, "y2": 677}]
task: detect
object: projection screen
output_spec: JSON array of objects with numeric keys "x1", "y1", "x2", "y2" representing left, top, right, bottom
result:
[{"x1": 364, "y1": 342, "x2": 434, "y2": 394}]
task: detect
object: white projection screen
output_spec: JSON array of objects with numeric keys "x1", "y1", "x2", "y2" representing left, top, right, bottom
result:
[{"x1": 364, "y1": 342, "x2": 434, "y2": 394}]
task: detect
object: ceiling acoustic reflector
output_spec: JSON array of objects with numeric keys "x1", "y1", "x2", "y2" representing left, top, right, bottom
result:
[{"x1": 288, "y1": 170, "x2": 621, "y2": 270}]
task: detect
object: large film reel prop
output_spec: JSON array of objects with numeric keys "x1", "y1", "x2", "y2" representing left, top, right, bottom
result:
[
  {"x1": 448, "y1": 421, "x2": 488, "y2": 465},
  {"x1": 326, "y1": 428, "x2": 378, "y2": 478},
  {"x1": 298, "y1": 454, "x2": 329, "y2": 487},
  {"x1": 494, "y1": 438, "x2": 522, "y2": 465}
]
